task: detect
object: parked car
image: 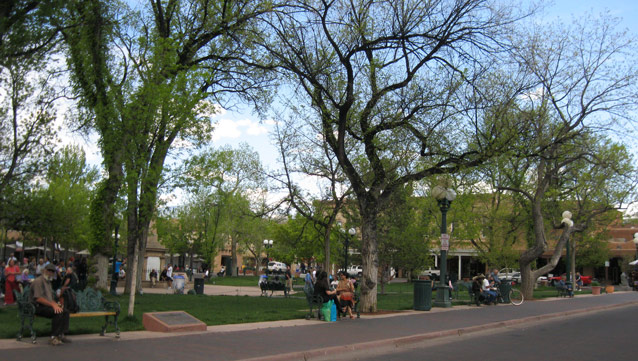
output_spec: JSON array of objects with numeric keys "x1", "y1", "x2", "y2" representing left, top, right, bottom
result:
[
  {"x1": 498, "y1": 268, "x2": 519, "y2": 281},
  {"x1": 267, "y1": 261, "x2": 286, "y2": 272},
  {"x1": 543, "y1": 274, "x2": 592, "y2": 286},
  {"x1": 418, "y1": 267, "x2": 440, "y2": 280},
  {"x1": 346, "y1": 265, "x2": 363, "y2": 277}
]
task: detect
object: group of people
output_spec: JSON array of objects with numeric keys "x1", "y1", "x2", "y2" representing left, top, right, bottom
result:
[
  {"x1": 2, "y1": 254, "x2": 86, "y2": 307},
  {"x1": 471, "y1": 269, "x2": 501, "y2": 305},
  {"x1": 307, "y1": 268, "x2": 357, "y2": 319},
  {"x1": 149, "y1": 263, "x2": 174, "y2": 289}
]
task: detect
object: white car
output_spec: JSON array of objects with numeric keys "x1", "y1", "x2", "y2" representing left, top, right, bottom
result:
[
  {"x1": 498, "y1": 268, "x2": 519, "y2": 281},
  {"x1": 267, "y1": 261, "x2": 286, "y2": 272},
  {"x1": 345, "y1": 265, "x2": 363, "y2": 277},
  {"x1": 419, "y1": 267, "x2": 440, "y2": 280}
]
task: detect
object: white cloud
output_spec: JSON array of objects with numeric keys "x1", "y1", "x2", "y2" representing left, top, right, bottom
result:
[{"x1": 212, "y1": 117, "x2": 269, "y2": 141}]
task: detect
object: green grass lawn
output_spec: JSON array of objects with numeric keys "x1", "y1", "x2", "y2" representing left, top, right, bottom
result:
[
  {"x1": 206, "y1": 275, "x2": 261, "y2": 287},
  {"x1": 1, "y1": 282, "x2": 591, "y2": 339},
  {"x1": 1, "y1": 293, "x2": 309, "y2": 339}
]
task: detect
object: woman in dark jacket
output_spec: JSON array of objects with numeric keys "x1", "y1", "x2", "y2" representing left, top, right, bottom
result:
[{"x1": 314, "y1": 271, "x2": 341, "y2": 311}]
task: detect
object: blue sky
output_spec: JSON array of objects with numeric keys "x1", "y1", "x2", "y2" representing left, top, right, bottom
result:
[
  {"x1": 209, "y1": 0, "x2": 638, "y2": 169},
  {"x1": 60, "y1": 0, "x2": 638, "y2": 209}
]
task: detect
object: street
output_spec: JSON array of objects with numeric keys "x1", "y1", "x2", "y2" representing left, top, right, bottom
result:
[{"x1": 323, "y1": 304, "x2": 637, "y2": 361}]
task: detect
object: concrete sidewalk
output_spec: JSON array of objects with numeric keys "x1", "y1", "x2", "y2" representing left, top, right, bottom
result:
[{"x1": 1, "y1": 291, "x2": 637, "y2": 361}]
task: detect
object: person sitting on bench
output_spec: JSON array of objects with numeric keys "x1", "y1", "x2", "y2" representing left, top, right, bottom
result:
[
  {"x1": 30, "y1": 264, "x2": 71, "y2": 346},
  {"x1": 557, "y1": 275, "x2": 573, "y2": 297}
]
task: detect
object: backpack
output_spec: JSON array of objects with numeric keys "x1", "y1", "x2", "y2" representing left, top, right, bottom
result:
[{"x1": 61, "y1": 288, "x2": 80, "y2": 313}]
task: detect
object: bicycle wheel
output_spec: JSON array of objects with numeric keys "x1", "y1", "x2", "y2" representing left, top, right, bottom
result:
[{"x1": 509, "y1": 289, "x2": 524, "y2": 305}]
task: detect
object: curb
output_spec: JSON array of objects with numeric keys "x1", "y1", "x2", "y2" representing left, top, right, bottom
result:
[{"x1": 241, "y1": 300, "x2": 638, "y2": 361}]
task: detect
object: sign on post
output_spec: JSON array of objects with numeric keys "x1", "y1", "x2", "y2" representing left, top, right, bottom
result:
[{"x1": 440, "y1": 234, "x2": 450, "y2": 251}]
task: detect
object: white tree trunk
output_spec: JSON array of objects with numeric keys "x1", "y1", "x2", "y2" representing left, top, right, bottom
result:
[{"x1": 95, "y1": 253, "x2": 109, "y2": 290}]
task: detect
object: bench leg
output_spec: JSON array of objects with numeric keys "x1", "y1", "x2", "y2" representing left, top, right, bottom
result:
[
  {"x1": 17, "y1": 315, "x2": 36, "y2": 343},
  {"x1": 114, "y1": 314, "x2": 120, "y2": 338},
  {"x1": 17, "y1": 317, "x2": 24, "y2": 341},
  {"x1": 101, "y1": 315, "x2": 109, "y2": 336}
]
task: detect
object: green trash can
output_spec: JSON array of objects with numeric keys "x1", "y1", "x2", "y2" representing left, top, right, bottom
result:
[
  {"x1": 194, "y1": 275, "x2": 205, "y2": 295},
  {"x1": 413, "y1": 280, "x2": 432, "y2": 311},
  {"x1": 498, "y1": 280, "x2": 512, "y2": 303}
]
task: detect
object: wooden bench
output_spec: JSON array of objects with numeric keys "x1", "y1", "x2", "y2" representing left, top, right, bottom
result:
[{"x1": 15, "y1": 286, "x2": 120, "y2": 343}]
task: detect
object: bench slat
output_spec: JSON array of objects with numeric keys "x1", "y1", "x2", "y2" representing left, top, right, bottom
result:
[{"x1": 70, "y1": 311, "x2": 117, "y2": 318}]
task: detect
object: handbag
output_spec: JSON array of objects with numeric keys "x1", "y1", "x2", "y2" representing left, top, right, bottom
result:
[{"x1": 340, "y1": 292, "x2": 353, "y2": 301}]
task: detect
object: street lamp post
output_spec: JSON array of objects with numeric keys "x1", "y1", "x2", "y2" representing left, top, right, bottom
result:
[
  {"x1": 432, "y1": 186, "x2": 456, "y2": 308},
  {"x1": 263, "y1": 239, "x2": 273, "y2": 270},
  {"x1": 345, "y1": 227, "x2": 356, "y2": 273},
  {"x1": 561, "y1": 211, "x2": 574, "y2": 285},
  {"x1": 109, "y1": 225, "x2": 119, "y2": 296}
]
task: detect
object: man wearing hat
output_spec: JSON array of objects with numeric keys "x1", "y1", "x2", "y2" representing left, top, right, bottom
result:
[{"x1": 30, "y1": 263, "x2": 70, "y2": 346}]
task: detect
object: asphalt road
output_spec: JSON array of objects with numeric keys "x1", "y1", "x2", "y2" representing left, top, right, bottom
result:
[{"x1": 324, "y1": 304, "x2": 637, "y2": 361}]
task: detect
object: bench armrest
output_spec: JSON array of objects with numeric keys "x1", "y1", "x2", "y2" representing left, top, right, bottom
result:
[{"x1": 103, "y1": 301, "x2": 121, "y2": 315}]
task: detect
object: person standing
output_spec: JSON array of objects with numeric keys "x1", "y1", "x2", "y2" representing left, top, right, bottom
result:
[
  {"x1": 166, "y1": 264, "x2": 173, "y2": 289},
  {"x1": 4, "y1": 258, "x2": 21, "y2": 305},
  {"x1": 30, "y1": 264, "x2": 71, "y2": 346},
  {"x1": 35, "y1": 258, "x2": 46, "y2": 277},
  {"x1": 285, "y1": 265, "x2": 293, "y2": 293}
]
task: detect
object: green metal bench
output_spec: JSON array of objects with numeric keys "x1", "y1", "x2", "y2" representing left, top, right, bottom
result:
[
  {"x1": 457, "y1": 281, "x2": 481, "y2": 306},
  {"x1": 15, "y1": 286, "x2": 121, "y2": 343},
  {"x1": 555, "y1": 284, "x2": 573, "y2": 298},
  {"x1": 303, "y1": 284, "x2": 324, "y2": 320}
]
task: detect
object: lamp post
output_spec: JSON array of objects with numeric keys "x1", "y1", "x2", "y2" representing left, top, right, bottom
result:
[
  {"x1": 561, "y1": 211, "x2": 574, "y2": 284},
  {"x1": 109, "y1": 225, "x2": 119, "y2": 296},
  {"x1": 432, "y1": 186, "x2": 456, "y2": 308},
  {"x1": 344, "y1": 227, "x2": 356, "y2": 273},
  {"x1": 263, "y1": 239, "x2": 273, "y2": 269}
]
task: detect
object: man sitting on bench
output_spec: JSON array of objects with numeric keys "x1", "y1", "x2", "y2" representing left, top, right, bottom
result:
[{"x1": 30, "y1": 264, "x2": 71, "y2": 346}]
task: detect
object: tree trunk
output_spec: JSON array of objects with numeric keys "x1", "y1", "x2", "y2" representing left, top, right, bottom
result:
[
  {"x1": 95, "y1": 252, "x2": 109, "y2": 290},
  {"x1": 323, "y1": 227, "x2": 331, "y2": 273},
  {"x1": 127, "y1": 238, "x2": 140, "y2": 317},
  {"x1": 359, "y1": 209, "x2": 379, "y2": 313},
  {"x1": 231, "y1": 237, "x2": 237, "y2": 277},
  {"x1": 518, "y1": 206, "x2": 575, "y2": 300}
]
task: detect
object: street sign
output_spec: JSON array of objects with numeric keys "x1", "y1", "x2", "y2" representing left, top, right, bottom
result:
[{"x1": 440, "y1": 233, "x2": 450, "y2": 251}]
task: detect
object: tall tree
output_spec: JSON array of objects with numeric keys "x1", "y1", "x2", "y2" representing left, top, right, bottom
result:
[
  {"x1": 259, "y1": 0, "x2": 530, "y2": 311},
  {"x1": 496, "y1": 13, "x2": 638, "y2": 298},
  {"x1": 64, "y1": 0, "x2": 276, "y2": 315},
  {"x1": 180, "y1": 144, "x2": 266, "y2": 276}
]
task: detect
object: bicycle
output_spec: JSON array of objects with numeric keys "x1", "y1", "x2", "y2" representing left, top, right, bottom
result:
[{"x1": 496, "y1": 286, "x2": 524, "y2": 306}]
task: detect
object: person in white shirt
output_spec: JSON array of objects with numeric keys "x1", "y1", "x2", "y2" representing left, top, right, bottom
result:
[
  {"x1": 166, "y1": 264, "x2": 173, "y2": 289},
  {"x1": 481, "y1": 274, "x2": 497, "y2": 304}
]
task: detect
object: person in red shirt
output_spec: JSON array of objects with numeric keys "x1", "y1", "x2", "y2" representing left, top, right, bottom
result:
[{"x1": 4, "y1": 258, "x2": 21, "y2": 305}]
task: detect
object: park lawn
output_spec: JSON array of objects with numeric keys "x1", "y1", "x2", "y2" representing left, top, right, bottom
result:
[
  {"x1": 0, "y1": 293, "x2": 308, "y2": 339},
  {"x1": 206, "y1": 275, "x2": 261, "y2": 287},
  {"x1": 207, "y1": 275, "x2": 305, "y2": 287}
]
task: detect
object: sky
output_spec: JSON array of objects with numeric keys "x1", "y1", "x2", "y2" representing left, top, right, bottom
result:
[{"x1": 58, "y1": 0, "x2": 638, "y2": 212}]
